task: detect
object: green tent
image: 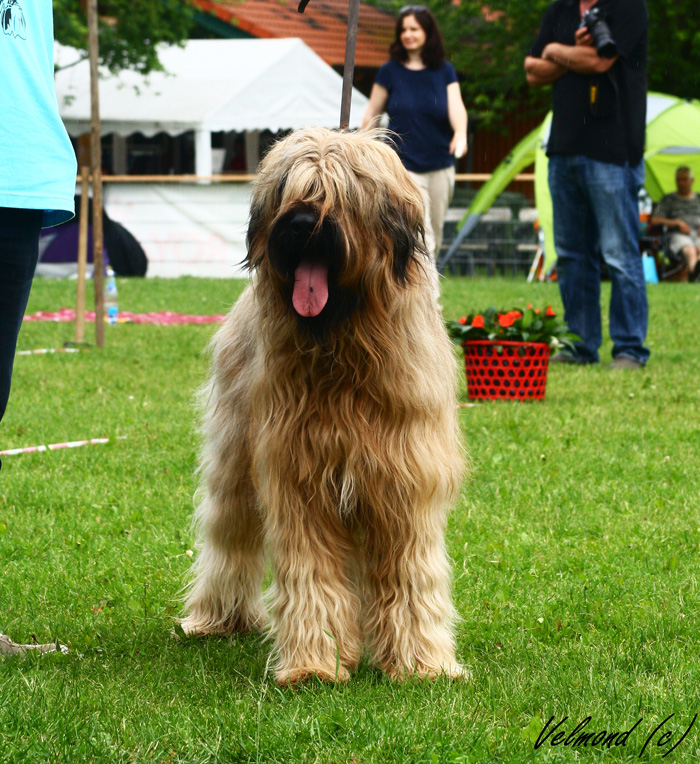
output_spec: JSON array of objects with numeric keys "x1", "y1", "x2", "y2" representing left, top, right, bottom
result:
[{"x1": 439, "y1": 93, "x2": 700, "y2": 271}]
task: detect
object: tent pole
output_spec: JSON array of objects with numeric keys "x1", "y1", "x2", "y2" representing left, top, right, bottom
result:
[
  {"x1": 340, "y1": 0, "x2": 360, "y2": 129},
  {"x1": 437, "y1": 214, "x2": 482, "y2": 271},
  {"x1": 87, "y1": 0, "x2": 105, "y2": 346},
  {"x1": 194, "y1": 128, "x2": 213, "y2": 180}
]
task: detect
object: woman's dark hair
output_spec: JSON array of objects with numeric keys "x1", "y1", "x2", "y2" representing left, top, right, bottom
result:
[{"x1": 389, "y1": 5, "x2": 446, "y2": 69}]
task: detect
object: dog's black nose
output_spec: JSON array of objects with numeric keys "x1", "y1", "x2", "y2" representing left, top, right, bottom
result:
[{"x1": 289, "y1": 212, "x2": 317, "y2": 233}]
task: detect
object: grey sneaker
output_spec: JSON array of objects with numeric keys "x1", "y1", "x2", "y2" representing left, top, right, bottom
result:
[
  {"x1": 550, "y1": 352, "x2": 593, "y2": 365},
  {"x1": 607, "y1": 356, "x2": 643, "y2": 370}
]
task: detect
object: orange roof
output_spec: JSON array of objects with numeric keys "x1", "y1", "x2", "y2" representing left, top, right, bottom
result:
[{"x1": 193, "y1": 0, "x2": 395, "y2": 68}]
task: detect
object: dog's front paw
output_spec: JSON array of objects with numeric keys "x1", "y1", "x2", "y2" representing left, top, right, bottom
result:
[
  {"x1": 178, "y1": 616, "x2": 223, "y2": 638},
  {"x1": 179, "y1": 608, "x2": 268, "y2": 637},
  {"x1": 385, "y1": 661, "x2": 470, "y2": 682},
  {"x1": 275, "y1": 664, "x2": 351, "y2": 686}
]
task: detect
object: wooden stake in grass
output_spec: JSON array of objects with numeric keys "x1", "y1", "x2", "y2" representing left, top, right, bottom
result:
[
  {"x1": 86, "y1": 0, "x2": 105, "y2": 347},
  {"x1": 74, "y1": 169, "x2": 90, "y2": 344}
]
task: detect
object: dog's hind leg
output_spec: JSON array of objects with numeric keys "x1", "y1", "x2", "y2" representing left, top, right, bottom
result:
[
  {"x1": 362, "y1": 503, "x2": 464, "y2": 681},
  {"x1": 181, "y1": 440, "x2": 267, "y2": 637},
  {"x1": 265, "y1": 505, "x2": 362, "y2": 685}
]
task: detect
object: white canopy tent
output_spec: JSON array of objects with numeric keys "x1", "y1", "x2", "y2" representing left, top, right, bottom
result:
[{"x1": 54, "y1": 38, "x2": 370, "y2": 175}]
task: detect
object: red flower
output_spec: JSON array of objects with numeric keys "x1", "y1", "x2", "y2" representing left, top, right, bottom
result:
[
  {"x1": 512, "y1": 310, "x2": 523, "y2": 320},
  {"x1": 458, "y1": 316, "x2": 467, "y2": 325},
  {"x1": 545, "y1": 306, "x2": 556, "y2": 317},
  {"x1": 498, "y1": 313, "x2": 516, "y2": 328},
  {"x1": 471, "y1": 315, "x2": 485, "y2": 328}
]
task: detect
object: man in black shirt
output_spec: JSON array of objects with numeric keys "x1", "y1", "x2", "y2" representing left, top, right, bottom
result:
[{"x1": 525, "y1": 0, "x2": 650, "y2": 369}]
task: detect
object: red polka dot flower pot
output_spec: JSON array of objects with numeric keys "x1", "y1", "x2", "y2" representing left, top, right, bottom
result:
[
  {"x1": 447, "y1": 306, "x2": 579, "y2": 403},
  {"x1": 462, "y1": 340, "x2": 550, "y2": 401}
]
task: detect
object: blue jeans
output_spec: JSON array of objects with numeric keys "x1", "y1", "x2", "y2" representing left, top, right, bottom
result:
[
  {"x1": 548, "y1": 155, "x2": 650, "y2": 365},
  {"x1": 0, "y1": 207, "x2": 43, "y2": 427}
]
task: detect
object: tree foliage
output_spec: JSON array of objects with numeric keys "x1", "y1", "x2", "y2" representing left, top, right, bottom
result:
[
  {"x1": 437, "y1": 0, "x2": 552, "y2": 130},
  {"x1": 646, "y1": 2, "x2": 700, "y2": 98},
  {"x1": 375, "y1": 0, "x2": 700, "y2": 131},
  {"x1": 53, "y1": 0, "x2": 193, "y2": 73}
]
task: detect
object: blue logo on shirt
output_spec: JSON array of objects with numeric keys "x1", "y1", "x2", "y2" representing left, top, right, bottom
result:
[{"x1": 1, "y1": 0, "x2": 26, "y2": 39}]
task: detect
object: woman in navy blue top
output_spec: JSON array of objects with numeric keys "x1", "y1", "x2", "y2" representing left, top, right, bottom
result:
[{"x1": 363, "y1": 5, "x2": 468, "y2": 261}]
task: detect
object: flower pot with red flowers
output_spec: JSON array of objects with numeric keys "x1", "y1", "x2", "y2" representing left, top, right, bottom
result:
[{"x1": 447, "y1": 306, "x2": 578, "y2": 401}]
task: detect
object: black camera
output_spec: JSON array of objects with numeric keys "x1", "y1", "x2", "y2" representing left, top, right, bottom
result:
[{"x1": 582, "y1": 7, "x2": 617, "y2": 58}]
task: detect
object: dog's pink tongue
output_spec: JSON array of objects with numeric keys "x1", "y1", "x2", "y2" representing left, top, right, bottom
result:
[{"x1": 292, "y1": 260, "x2": 329, "y2": 317}]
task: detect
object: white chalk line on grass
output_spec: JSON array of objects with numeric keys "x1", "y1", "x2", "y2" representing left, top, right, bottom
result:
[
  {"x1": 16, "y1": 348, "x2": 84, "y2": 356},
  {"x1": 0, "y1": 436, "x2": 126, "y2": 457}
]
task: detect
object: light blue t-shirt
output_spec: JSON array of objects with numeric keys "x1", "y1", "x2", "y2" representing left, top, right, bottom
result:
[{"x1": 0, "y1": 0, "x2": 76, "y2": 227}]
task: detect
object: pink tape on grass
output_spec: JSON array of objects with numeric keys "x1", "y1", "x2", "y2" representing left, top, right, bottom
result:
[{"x1": 23, "y1": 309, "x2": 226, "y2": 326}]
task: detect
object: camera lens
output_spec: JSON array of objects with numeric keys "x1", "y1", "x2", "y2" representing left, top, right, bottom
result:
[{"x1": 584, "y1": 9, "x2": 617, "y2": 58}]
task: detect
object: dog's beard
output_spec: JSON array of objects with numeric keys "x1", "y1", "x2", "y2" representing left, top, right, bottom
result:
[{"x1": 267, "y1": 208, "x2": 358, "y2": 341}]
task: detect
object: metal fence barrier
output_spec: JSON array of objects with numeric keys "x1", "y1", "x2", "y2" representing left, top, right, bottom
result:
[{"x1": 439, "y1": 203, "x2": 539, "y2": 277}]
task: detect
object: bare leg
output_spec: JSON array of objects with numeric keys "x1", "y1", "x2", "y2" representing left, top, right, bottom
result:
[{"x1": 682, "y1": 244, "x2": 700, "y2": 280}]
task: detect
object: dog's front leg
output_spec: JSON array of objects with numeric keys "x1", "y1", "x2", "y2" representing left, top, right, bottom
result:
[
  {"x1": 363, "y1": 502, "x2": 464, "y2": 681},
  {"x1": 265, "y1": 501, "x2": 362, "y2": 685},
  {"x1": 181, "y1": 420, "x2": 267, "y2": 636},
  {"x1": 181, "y1": 491, "x2": 267, "y2": 636}
]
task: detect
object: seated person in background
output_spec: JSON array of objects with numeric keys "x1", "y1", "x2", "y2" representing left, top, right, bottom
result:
[{"x1": 650, "y1": 166, "x2": 700, "y2": 281}]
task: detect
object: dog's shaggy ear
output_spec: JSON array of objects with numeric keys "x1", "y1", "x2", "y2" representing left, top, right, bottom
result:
[
  {"x1": 245, "y1": 202, "x2": 263, "y2": 270},
  {"x1": 245, "y1": 169, "x2": 290, "y2": 271},
  {"x1": 385, "y1": 202, "x2": 428, "y2": 285}
]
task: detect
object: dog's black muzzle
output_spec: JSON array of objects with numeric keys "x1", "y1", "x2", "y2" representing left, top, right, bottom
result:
[
  {"x1": 268, "y1": 207, "x2": 357, "y2": 339},
  {"x1": 268, "y1": 208, "x2": 340, "y2": 277}
]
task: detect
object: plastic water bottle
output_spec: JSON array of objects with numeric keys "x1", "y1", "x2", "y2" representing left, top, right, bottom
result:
[
  {"x1": 638, "y1": 189, "x2": 653, "y2": 235},
  {"x1": 105, "y1": 267, "x2": 118, "y2": 325}
]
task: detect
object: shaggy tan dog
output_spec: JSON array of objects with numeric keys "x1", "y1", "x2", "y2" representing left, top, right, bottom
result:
[{"x1": 181, "y1": 128, "x2": 465, "y2": 684}]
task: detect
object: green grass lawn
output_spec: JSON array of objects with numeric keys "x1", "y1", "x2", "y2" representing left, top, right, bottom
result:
[{"x1": 1, "y1": 275, "x2": 700, "y2": 763}]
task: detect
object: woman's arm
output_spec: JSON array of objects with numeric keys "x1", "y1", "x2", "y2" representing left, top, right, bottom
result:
[
  {"x1": 447, "y1": 82, "x2": 468, "y2": 158},
  {"x1": 362, "y1": 83, "x2": 389, "y2": 129}
]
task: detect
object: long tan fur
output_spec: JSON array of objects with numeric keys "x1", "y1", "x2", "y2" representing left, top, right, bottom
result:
[{"x1": 181, "y1": 128, "x2": 466, "y2": 684}]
